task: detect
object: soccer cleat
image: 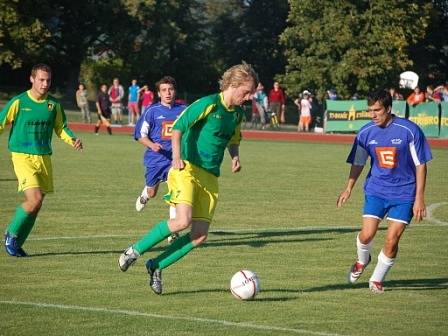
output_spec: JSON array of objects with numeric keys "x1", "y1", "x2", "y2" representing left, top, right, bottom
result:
[
  {"x1": 118, "y1": 246, "x2": 140, "y2": 272},
  {"x1": 135, "y1": 196, "x2": 147, "y2": 212},
  {"x1": 146, "y1": 260, "x2": 163, "y2": 295},
  {"x1": 4, "y1": 232, "x2": 27, "y2": 257},
  {"x1": 167, "y1": 233, "x2": 179, "y2": 244},
  {"x1": 369, "y1": 281, "x2": 385, "y2": 294},
  {"x1": 348, "y1": 255, "x2": 371, "y2": 283}
]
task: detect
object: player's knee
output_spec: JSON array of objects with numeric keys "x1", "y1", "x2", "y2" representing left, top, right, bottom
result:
[
  {"x1": 25, "y1": 197, "x2": 43, "y2": 213},
  {"x1": 173, "y1": 217, "x2": 191, "y2": 231},
  {"x1": 358, "y1": 232, "x2": 374, "y2": 244}
]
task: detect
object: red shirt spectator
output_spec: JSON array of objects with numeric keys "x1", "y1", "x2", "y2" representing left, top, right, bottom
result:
[{"x1": 406, "y1": 87, "x2": 425, "y2": 106}]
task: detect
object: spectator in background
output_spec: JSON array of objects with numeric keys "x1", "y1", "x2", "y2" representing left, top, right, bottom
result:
[
  {"x1": 76, "y1": 83, "x2": 91, "y2": 123},
  {"x1": 406, "y1": 86, "x2": 425, "y2": 106},
  {"x1": 128, "y1": 79, "x2": 140, "y2": 126},
  {"x1": 108, "y1": 78, "x2": 124, "y2": 124},
  {"x1": 95, "y1": 84, "x2": 112, "y2": 135},
  {"x1": 327, "y1": 89, "x2": 338, "y2": 100},
  {"x1": 389, "y1": 87, "x2": 403, "y2": 100},
  {"x1": 268, "y1": 81, "x2": 285, "y2": 124},
  {"x1": 441, "y1": 83, "x2": 448, "y2": 102},
  {"x1": 425, "y1": 85, "x2": 442, "y2": 103},
  {"x1": 253, "y1": 82, "x2": 268, "y2": 129},
  {"x1": 140, "y1": 85, "x2": 154, "y2": 113},
  {"x1": 295, "y1": 90, "x2": 312, "y2": 132}
]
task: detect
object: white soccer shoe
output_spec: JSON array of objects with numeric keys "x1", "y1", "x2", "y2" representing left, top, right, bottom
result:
[
  {"x1": 118, "y1": 246, "x2": 140, "y2": 272},
  {"x1": 369, "y1": 281, "x2": 385, "y2": 294},
  {"x1": 135, "y1": 196, "x2": 147, "y2": 212},
  {"x1": 347, "y1": 255, "x2": 371, "y2": 284}
]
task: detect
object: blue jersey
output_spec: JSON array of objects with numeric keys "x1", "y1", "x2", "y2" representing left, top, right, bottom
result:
[
  {"x1": 128, "y1": 84, "x2": 140, "y2": 103},
  {"x1": 134, "y1": 102, "x2": 186, "y2": 166},
  {"x1": 347, "y1": 116, "x2": 432, "y2": 201}
]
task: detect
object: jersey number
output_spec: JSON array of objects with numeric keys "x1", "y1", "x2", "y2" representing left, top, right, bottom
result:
[
  {"x1": 161, "y1": 121, "x2": 174, "y2": 140},
  {"x1": 375, "y1": 147, "x2": 397, "y2": 168}
]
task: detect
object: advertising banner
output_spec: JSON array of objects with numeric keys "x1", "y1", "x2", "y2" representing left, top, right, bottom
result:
[
  {"x1": 325, "y1": 100, "x2": 370, "y2": 132},
  {"x1": 408, "y1": 102, "x2": 440, "y2": 138},
  {"x1": 439, "y1": 102, "x2": 448, "y2": 138},
  {"x1": 392, "y1": 100, "x2": 406, "y2": 118}
]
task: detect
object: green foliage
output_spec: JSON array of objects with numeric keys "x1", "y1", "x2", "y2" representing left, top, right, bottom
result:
[
  {"x1": 280, "y1": 0, "x2": 433, "y2": 100},
  {"x1": 0, "y1": 0, "x2": 51, "y2": 69}
]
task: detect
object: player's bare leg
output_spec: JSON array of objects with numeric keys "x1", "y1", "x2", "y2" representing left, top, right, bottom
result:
[
  {"x1": 369, "y1": 220, "x2": 406, "y2": 293},
  {"x1": 348, "y1": 216, "x2": 379, "y2": 283}
]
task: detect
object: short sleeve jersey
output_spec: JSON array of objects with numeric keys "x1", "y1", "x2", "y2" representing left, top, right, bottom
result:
[
  {"x1": 134, "y1": 102, "x2": 186, "y2": 166},
  {"x1": 347, "y1": 116, "x2": 432, "y2": 200},
  {"x1": 128, "y1": 84, "x2": 140, "y2": 103},
  {"x1": 0, "y1": 91, "x2": 75, "y2": 155},
  {"x1": 172, "y1": 93, "x2": 243, "y2": 177}
]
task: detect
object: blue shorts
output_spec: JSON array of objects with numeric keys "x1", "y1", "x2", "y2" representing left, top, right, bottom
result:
[
  {"x1": 145, "y1": 161, "x2": 171, "y2": 187},
  {"x1": 363, "y1": 195, "x2": 413, "y2": 225}
]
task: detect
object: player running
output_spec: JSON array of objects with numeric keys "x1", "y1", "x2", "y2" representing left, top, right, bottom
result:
[
  {"x1": 134, "y1": 76, "x2": 185, "y2": 242},
  {"x1": 1, "y1": 63, "x2": 83, "y2": 257},
  {"x1": 337, "y1": 89, "x2": 432, "y2": 293},
  {"x1": 118, "y1": 62, "x2": 258, "y2": 294}
]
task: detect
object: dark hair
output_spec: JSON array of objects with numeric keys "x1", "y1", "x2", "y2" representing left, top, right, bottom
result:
[
  {"x1": 367, "y1": 89, "x2": 392, "y2": 109},
  {"x1": 155, "y1": 76, "x2": 176, "y2": 91},
  {"x1": 31, "y1": 63, "x2": 52, "y2": 77}
]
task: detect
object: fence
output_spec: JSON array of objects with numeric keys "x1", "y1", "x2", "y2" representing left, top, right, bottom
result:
[{"x1": 325, "y1": 100, "x2": 448, "y2": 138}]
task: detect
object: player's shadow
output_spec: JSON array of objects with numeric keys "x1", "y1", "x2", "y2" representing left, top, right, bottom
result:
[
  {"x1": 204, "y1": 227, "x2": 365, "y2": 249},
  {"x1": 164, "y1": 287, "x2": 301, "y2": 301},
  {"x1": 303, "y1": 277, "x2": 448, "y2": 293}
]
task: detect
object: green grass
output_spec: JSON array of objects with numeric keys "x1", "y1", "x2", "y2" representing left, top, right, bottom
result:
[{"x1": 0, "y1": 132, "x2": 447, "y2": 336}]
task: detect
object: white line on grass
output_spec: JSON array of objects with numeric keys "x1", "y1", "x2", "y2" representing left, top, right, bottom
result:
[
  {"x1": 426, "y1": 202, "x2": 448, "y2": 225},
  {"x1": 0, "y1": 300, "x2": 347, "y2": 336}
]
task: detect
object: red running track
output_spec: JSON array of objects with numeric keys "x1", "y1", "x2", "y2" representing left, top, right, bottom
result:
[{"x1": 69, "y1": 123, "x2": 448, "y2": 149}]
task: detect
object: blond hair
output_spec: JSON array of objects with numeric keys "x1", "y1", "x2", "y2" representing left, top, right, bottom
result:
[{"x1": 219, "y1": 62, "x2": 259, "y2": 91}]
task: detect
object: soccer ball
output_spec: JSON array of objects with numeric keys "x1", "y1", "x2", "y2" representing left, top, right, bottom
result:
[{"x1": 230, "y1": 270, "x2": 260, "y2": 300}]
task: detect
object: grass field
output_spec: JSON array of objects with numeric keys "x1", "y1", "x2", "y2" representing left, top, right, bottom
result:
[{"x1": 0, "y1": 132, "x2": 447, "y2": 336}]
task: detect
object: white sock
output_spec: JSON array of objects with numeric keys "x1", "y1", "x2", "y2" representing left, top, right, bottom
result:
[
  {"x1": 356, "y1": 233, "x2": 373, "y2": 265},
  {"x1": 141, "y1": 186, "x2": 149, "y2": 200},
  {"x1": 169, "y1": 206, "x2": 176, "y2": 219},
  {"x1": 370, "y1": 250, "x2": 395, "y2": 283}
]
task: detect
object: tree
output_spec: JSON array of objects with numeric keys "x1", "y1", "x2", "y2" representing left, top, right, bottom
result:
[
  {"x1": 0, "y1": 0, "x2": 51, "y2": 69},
  {"x1": 280, "y1": 0, "x2": 432, "y2": 100}
]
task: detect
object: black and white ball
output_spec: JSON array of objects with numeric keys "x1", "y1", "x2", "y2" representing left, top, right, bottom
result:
[{"x1": 230, "y1": 270, "x2": 260, "y2": 300}]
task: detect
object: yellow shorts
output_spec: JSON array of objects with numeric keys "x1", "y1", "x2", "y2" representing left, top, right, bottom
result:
[
  {"x1": 11, "y1": 152, "x2": 53, "y2": 193},
  {"x1": 164, "y1": 161, "x2": 218, "y2": 223}
]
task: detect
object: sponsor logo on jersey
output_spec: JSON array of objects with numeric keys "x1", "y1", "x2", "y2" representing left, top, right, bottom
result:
[
  {"x1": 156, "y1": 115, "x2": 166, "y2": 119},
  {"x1": 21, "y1": 107, "x2": 32, "y2": 111},
  {"x1": 161, "y1": 121, "x2": 174, "y2": 140},
  {"x1": 375, "y1": 147, "x2": 397, "y2": 168},
  {"x1": 391, "y1": 138, "x2": 402, "y2": 145},
  {"x1": 368, "y1": 140, "x2": 378, "y2": 145}
]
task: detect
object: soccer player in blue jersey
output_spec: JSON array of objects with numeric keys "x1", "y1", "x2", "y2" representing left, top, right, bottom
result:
[
  {"x1": 119, "y1": 63, "x2": 258, "y2": 294},
  {"x1": 134, "y1": 76, "x2": 186, "y2": 218},
  {"x1": 337, "y1": 89, "x2": 432, "y2": 293}
]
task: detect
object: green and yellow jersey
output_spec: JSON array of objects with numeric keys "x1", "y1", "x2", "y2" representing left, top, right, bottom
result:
[
  {"x1": 0, "y1": 90, "x2": 75, "y2": 155},
  {"x1": 173, "y1": 93, "x2": 243, "y2": 177}
]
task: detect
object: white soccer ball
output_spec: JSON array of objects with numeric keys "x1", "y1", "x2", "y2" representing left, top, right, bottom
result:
[{"x1": 230, "y1": 270, "x2": 260, "y2": 300}]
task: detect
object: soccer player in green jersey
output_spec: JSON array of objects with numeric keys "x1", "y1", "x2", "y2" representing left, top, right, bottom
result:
[
  {"x1": 119, "y1": 62, "x2": 258, "y2": 294},
  {"x1": 0, "y1": 64, "x2": 83, "y2": 257}
]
